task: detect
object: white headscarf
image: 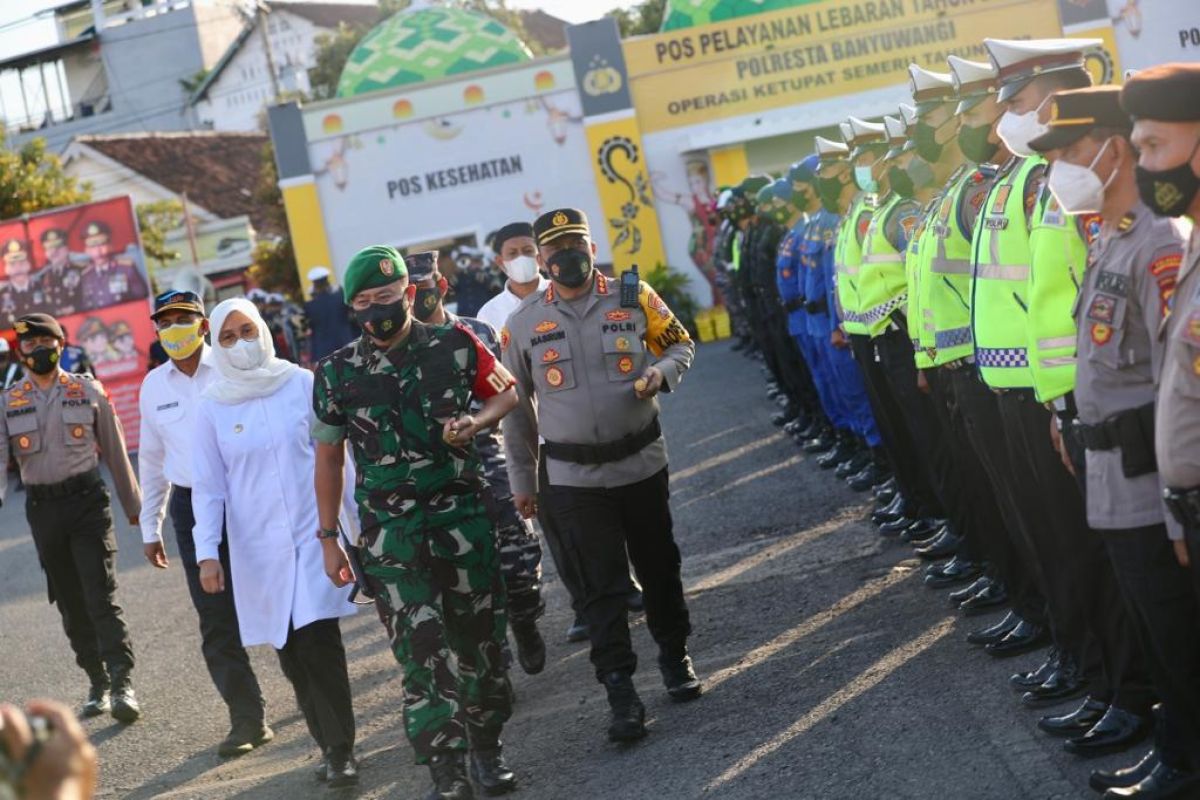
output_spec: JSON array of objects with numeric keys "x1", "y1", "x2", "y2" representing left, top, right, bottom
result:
[{"x1": 203, "y1": 297, "x2": 299, "y2": 405}]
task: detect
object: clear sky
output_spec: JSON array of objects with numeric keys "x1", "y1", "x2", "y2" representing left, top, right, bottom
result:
[{"x1": 506, "y1": 0, "x2": 640, "y2": 23}]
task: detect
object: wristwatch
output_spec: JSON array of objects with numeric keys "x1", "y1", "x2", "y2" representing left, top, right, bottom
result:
[{"x1": 317, "y1": 527, "x2": 340, "y2": 540}]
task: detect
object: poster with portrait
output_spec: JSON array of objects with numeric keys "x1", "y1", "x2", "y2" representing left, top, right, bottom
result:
[{"x1": 0, "y1": 196, "x2": 154, "y2": 450}]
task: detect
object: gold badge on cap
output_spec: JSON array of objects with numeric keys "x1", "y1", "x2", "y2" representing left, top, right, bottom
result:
[
  {"x1": 380, "y1": 258, "x2": 395, "y2": 276},
  {"x1": 552, "y1": 211, "x2": 568, "y2": 227},
  {"x1": 13, "y1": 321, "x2": 27, "y2": 334}
]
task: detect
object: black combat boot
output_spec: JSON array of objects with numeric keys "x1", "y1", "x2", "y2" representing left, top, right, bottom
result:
[
  {"x1": 816, "y1": 430, "x2": 854, "y2": 469},
  {"x1": 602, "y1": 671, "x2": 647, "y2": 742},
  {"x1": 835, "y1": 437, "x2": 871, "y2": 478},
  {"x1": 109, "y1": 667, "x2": 141, "y2": 723},
  {"x1": 803, "y1": 426, "x2": 837, "y2": 454},
  {"x1": 510, "y1": 618, "x2": 546, "y2": 675},
  {"x1": 468, "y1": 728, "x2": 517, "y2": 796},
  {"x1": 426, "y1": 752, "x2": 475, "y2": 800},
  {"x1": 81, "y1": 667, "x2": 110, "y2": 719},
  {"x1": 658, "y1": 644, "x2": 703, "y2": 702}
]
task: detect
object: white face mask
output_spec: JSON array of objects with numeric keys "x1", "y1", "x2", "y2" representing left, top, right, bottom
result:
[
  {"x1": 503, "y1": 255, "x2": 540, "y2": 284},
  {"x1": 1047, "y1": 139, "x2": 1118, "y2": 215},
  {"x1": 225, "y1": 336, "x2": 266, "y2": 371},
  {"x1": 996, "y1": 110, "x2": 1048, "y2": 158}
]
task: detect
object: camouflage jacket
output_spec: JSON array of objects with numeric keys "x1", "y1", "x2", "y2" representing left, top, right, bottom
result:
[{"x1": 312, "y1": 320, "x2": 515, "y2": 536}]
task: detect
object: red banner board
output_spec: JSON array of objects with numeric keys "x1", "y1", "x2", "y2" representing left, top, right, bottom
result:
[{"x1": 0, "y1": 197, "x2": 153, "y2": 450}]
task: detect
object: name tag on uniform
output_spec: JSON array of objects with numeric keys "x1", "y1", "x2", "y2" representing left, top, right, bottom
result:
[
  {"x1": 984, "y1": 215, "x2": 1008, "y2": 230},
  {"x1": 156, "y1": 401, "x2": 180, "y2": 412}
]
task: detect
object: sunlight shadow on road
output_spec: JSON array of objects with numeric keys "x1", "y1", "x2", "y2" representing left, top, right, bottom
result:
[
  {"x1": 676, "y1": 454, "x2": 803, "y2": 510},
  {"x1": 670, "y1": 432, "x2": 786, "y2": 485},
  {"x1": 704, "y1": 616, "x2": 956, "y2": 792},
  {"x1": 686, "y1": 424, "x2": 750, "y2": 449}
]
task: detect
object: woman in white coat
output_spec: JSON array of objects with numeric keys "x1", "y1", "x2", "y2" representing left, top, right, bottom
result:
[{"x1": 193, "y1": 298, "x2": 359, "y2": 788}]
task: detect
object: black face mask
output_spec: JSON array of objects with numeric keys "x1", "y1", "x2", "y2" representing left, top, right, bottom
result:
[
  {"x1": 817, "y1": 175, "x2": 843, "y2": 211},
  {"x1": 547, "y1": 248, "x2": 593, "y2": 289},
  {"x1": 1135, "y1": 139, "x2": 1200, "y2": 218},
  {"x1": 888, "y1": 165, "x2": 915, "y2": 199},
  {"x1": 413, "y1": 287, "x2": 441, "y2": 322},
  {"x1": 957, "y1": 122, "x2": 999, "y2": 165},
  {"x1": 355, "y1": 298, "x2": 409, "y2": 339},
  {"x1": 23, "y1": 345, "x2": 59, "y2": 375}
]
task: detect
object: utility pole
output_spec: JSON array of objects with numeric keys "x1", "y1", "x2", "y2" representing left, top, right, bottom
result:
[
  {"x1": 256, "y1": 1, "x2": 281, "y2": 101},
  {"x1": 180, "y1": 193, "x2": 201, "y2": 269}
]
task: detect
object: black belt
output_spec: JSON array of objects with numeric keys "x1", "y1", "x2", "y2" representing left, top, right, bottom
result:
[
  {"x1": 805, "y1": 297, "x2": 828, "y2": 314},
  {"x1": 1164, "y1": 486, "x2": 1200, "y2": 530},
  {"x1": 171, "y1": 484, "x2": 191, "y2": 498},
  {"x1": 543, "y1": 418, "x2": 662, "y2": 466},
  {"x1": 783, "y1": 297, "x2": 806, "y2": 313},
  {"x1": 1072, "y1": 403, "x2": 1153, "y2": 451},
  {"x1": 27, "y1": 467, "x2": 102, "y2": 501}
]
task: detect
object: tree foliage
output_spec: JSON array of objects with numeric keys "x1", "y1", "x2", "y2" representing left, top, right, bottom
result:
[
  {"x1": 136, "y1": 199, "x2": 185, "y2": 274},
  {"x1": 609, "y1": 0, "x2": 666, "y2": 37},
  {"x1": 0, "y1": 131, "x2": 92, "y2": 220},
  {"x1": 246, "y1": 140, "x2": 300, "y2": 299}
]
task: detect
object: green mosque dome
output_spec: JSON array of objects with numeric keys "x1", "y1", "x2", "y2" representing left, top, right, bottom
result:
[
  {"x1": 337, "y1": 5, "x2": 533, "y2": 98},
  {"x1": 660, "y1": 0, "x2": 814, "y2": 31}
]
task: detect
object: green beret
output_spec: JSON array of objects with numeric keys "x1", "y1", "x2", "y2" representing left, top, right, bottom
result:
[{"x1": 341, "y1": 245, "x2": 407, "y2": 305}]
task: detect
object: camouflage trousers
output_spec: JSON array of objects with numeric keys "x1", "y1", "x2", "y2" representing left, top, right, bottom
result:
[
  {"x1": 477, "y1": 435, "x2": 545, "y2": 624},
  {"x1": 362, "y1": 507, "x2": 513, "y2": 763}
]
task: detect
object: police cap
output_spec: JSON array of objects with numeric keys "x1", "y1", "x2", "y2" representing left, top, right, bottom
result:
[
  {"x1": 533, "y1": 208, "x2": 590, "y2": 246},
  {"x1": 1121, "y1": 63, "x2": 1200, "y2": 122},
  {"x1": 14, "y1": 313, "x2": 64, "y2": 342},
  {"x1": 83, "y1": 221, "x2": 111, "y2": 247},
  {"x1": 1029, "y1": 86, "x2": 1131, "y2": 153}
]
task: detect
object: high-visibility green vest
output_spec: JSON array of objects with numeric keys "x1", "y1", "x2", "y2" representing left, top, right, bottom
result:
[
  {"x1": 731, "y1": 231, "x2": 742, "y2": 272},
  {"x1": 834, "y1": 194, "x2": 874, "y2": 336},
  {"x1": 1027, "y1": 193, "x2": 1090, "y2": 403},
  {"x1": 859, "y1": 193, "x2": 910, "y2": 338},
  {"x1": 905, "y1": 201, "x2": 935, "y2": 369},
  {"x1": 971, "y1": 156, "x2": 1045, "y2": 389},
  {"x1": 925, "y1": 166, "x2": 980, "y2": 367}
]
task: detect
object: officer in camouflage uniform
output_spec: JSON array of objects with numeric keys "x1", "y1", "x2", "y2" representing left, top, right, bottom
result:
[
  {"x1": 406, "y1": 249, "x2": 547, "y2": 676},
  {"x1": 312, "y1": 245, "x2": 520, "y2": 800}
]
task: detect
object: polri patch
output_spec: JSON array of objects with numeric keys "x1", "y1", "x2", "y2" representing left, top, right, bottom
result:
[
  {"x1": 1086, "y1": 293, "x2": 1119, "y2": 325},
  {"x1": 1094, "y1": 271, "x2": 1128, "y2": 296}
]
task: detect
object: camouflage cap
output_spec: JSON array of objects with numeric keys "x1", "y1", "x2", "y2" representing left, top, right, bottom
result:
[{"x1": 342, "y1": 244, "x2": 407, "y2": 305}]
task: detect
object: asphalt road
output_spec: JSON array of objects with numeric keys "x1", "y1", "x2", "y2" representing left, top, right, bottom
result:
[{"x1": 0, "y1": 340, "x2": 1133, "y2": 799}]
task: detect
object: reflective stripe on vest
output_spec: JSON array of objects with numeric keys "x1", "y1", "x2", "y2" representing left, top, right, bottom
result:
[
  {"x1": 859, "y1": 194, "x2": 909, "y2": 338},
  {"x1": 834, "y1": 195, "x2": 872, "y2": 335},
  {"x1": 971, "y1": 156, "x2": 1044, "y2": 388},
  {"x1": 907, "y1": 199, "x2": 935, "y2": 369},
  {"x1": 925, "y1": 169, "x2": 976, "y2": 366},
  {"x1": 1027, "y1": 195, "x2": 1089, "y2": 403}
]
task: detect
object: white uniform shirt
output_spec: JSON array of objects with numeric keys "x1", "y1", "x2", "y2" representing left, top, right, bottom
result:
[
  {"x1": 191, "y1": 369, "x2": 355, "y2": 649},
  {"x1": 137, "y1": 347, "x2": 218, "y2": 544},
  {"x1": 476, "y1": 277, "x2": 549, "y2": 334}
]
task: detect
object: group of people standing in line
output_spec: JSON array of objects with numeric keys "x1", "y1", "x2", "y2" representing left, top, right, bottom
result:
[
  {"x1": 0, "y1": 197, "x2": 702, "y2": 800},
  {"x1": 717, "y1": 40, "x2": 1200, "y2": 800}
]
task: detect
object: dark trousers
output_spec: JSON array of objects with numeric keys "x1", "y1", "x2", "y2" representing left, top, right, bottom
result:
[
  {"x1": 538, "y1": 451, "x2": 584, "y2": 613},
  {"x1": 926, "y1": 367, "x2": 1008, "y2": 565},
  {"x1": 169, "y1": 487, "x2": 265, "y2": 725},
  {"x1": 998, "y1": 392, "x2": 1139, "y2": 702},
  {"x1": 1102, "y1": 527, "x2": 1200, "y2": 765},
  {"x1": 848, "y1": 333, "x2": 940, "y2": 517},
  {"x1": 275, "y1": 618, "x2": 356, "y2": 755},
  {"x1": 543, "y1": 468, "x2": 691, "y2": 681},
  {"x1": 769, "y1": 316, "x2": 817, "y2": 414},
  {"x1": 477, "y1": 438, "x2": 544, "y2": 624},
  {"x1": 875, "y1": 328, "x2": 960, "y2": 528},
  {"x1": 948, "y1": 370, "x2": 1047, "y2": 628},
  {"x1": 27, "y1": 479, "x2": 133, "y2": 679}
]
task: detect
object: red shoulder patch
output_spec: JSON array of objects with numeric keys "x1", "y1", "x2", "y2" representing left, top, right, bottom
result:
[{"x1": 1151, "y1": 253, "x2": 1182, "y2": 316}]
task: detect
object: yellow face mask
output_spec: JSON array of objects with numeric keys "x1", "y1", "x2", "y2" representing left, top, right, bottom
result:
[{"x1": 158, "y1": 320, "x2": 204, "y2": 361}]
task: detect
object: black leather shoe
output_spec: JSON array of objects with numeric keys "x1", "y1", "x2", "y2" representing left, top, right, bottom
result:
[
  {"x1": 469, "y1": 747, "x2": 516, "y2": 796},
  {"x1": 871, "y1": 494, "x2": 907, "y2": 525},
  {"x1": 1103, "y1": 760, "x2": 1200, "y2": 798},
  {"x1": 949, "y1": 576, "x2": 993, "y2": 606},
  {"x1": 873, "y1": 476, "x2": 897, "y2": 500},
  {"x1": 80, "y1": 682, "x2": 110, "y2": 719},
  {"x1": 603, "y1": 671, "x2": 647, "y2": 742},
  {"x1": 967, "y1": 611, "x2": 1022, "y2": 645},
  {"x1": 879, "y1": 515, "x2": 920, "y2": 537},
  {"x1": 849, "y1": 463, "x2": 888, "y2": 492},
  {"x1": 958, "y1": 582, "x2": 1009, "y2": 616},
  {"x1": 327, "y1": 747, "x2": 359, "y2": 789},
  {"x1": 659, "y1": 649, "x2": 703, "y2": 702},
  {"x1": 218, "y1": 721, "x2": 274, "y2": 758},
  {"x1": 1040, "y1": 697, "x2": 1109, "y2": 737},
  {"x1": 925, "y1": 558, "x2": 982, "y2": 589},
  {"x1": 784, "y1": 419, "x2": 804, "y2": 436},
  {"x1": 1091, "y1": 750, "x2": 1159, "y2": 793},
  {"x1": 626, "y1": 590, "x2": 644, "y2": 613},
  {"x1": 110, "y1": 670, "x2": 141, "y2": 723},
  {"x1": 426, "y1": 752, "x2": 474, "y2": 799},
  {"x1": 771, "y1": 410, "x2": 794, "y2": 427},
  {"x1": 1022, "y1": 662, "x2": 1087, "y2": 708},
  {"x1": 985, "y1": 621, "x2": 1048, "y2": 658},
  {"x1": 795, "y1": 416, "x2": 823, "y2": 441},
  {"x1": 803, "y1": 430, "x2": 837, "y2": 454},
  {"x1": 901, "y1": 519, "x2": 944, "y2": 544},
  {"x1": 1065, "y1": 706, "x2": 1149, "y2": 758},
  {"x1": 566, "y1": 616, "x2": 588, "y2": 643},
  {"x1": 1010, "y1": 650, "x2": 1060, "y2": 691},
  {"x1": 836, "y1": 449, "x2": 870, "y2": 479},
  {"x1": 915, "y1": 529, "x2": 962, "y2": 561},
  {"x1": 816, "y1": 438, "x2": 852, "y2": 469},
  {"x1": 511, "y1": 619, "x2": 546, "y2": 675},
  {"x1": 314, "y1": 750, "x2": 329, "y2": 782}
]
